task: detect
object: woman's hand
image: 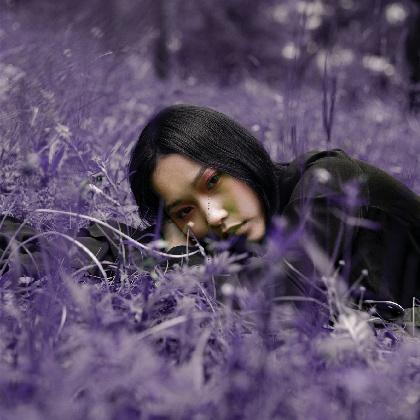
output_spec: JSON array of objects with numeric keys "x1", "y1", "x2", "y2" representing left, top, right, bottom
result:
[{"x1": 162, "y1": 217, "x2": 196, "y2": 250}]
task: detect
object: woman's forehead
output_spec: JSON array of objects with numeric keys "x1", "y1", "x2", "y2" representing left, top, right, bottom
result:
[{"x1": 151, "y1": 154, "x2": 206, "y2": 196}]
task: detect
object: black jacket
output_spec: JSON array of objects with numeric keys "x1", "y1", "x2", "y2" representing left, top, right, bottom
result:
[
  {"x1": 1, "y1": 149, "x2": 419, "y2": 312},
  {"x1": 273, "y1": 148, "x2": 420, "y2": 309}
]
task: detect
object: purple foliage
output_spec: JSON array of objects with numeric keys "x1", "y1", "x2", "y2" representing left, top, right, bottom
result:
[{"x1": 0, "y1": 1, "x2": 419, "y2": 419}]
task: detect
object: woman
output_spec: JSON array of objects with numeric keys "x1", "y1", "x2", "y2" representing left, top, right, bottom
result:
[
  {"x1": 1, "y1": 104, "x2": 419, "y2": 322},
  {"x1": 126, "y1": 104, "x2": 420, "y2": 315}
]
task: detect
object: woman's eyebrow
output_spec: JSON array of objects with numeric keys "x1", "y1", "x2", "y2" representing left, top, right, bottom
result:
[{"x1": 164, "y1": 165, "x2": 208, "y2": 214}]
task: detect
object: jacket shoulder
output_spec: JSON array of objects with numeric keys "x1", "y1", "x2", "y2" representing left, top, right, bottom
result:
[{"x1": 288, "y1": 148, "x2": 368, "y2": 203}]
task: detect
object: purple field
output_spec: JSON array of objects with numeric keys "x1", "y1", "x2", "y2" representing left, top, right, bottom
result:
[{"x1": 0, "y1": 1, "x2": 420, "y2": 419}]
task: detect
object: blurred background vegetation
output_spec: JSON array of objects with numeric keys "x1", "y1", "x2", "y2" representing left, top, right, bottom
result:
[{"x1": 0, "y1": 0, "x2": 419, "y2": 226}]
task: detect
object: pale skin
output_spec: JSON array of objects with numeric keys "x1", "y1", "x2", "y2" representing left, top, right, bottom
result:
[{"x1": 151, "y1": 154, "x2": 267, "y2": 249}]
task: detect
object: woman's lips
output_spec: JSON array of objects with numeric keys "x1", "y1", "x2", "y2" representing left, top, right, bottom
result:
[{"x1": 224, "y1": 220, "x2": 248, "y2": 237}]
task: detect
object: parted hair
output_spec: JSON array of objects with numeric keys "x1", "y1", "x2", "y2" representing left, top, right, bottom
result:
[{"x1": 128, "y1": 104, "x2": 280, "y2": 227}]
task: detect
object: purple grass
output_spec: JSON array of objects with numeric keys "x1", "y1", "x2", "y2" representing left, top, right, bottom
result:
[{"x1": 0, "y1": 1, "x2": 419, "y2": 419}]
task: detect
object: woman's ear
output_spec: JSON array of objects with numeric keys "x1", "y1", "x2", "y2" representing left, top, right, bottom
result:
[
  {"x1": 158, "y1": 213, "x2": 169, "y2": 238},
  {"x1": 155, "y1": 208, "x2": 171, "y2": 237}
]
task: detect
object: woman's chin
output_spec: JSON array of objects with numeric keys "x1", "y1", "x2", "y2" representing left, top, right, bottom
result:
[{"x1": 243, "y1": 219, "x2": 266, "y2": 243}]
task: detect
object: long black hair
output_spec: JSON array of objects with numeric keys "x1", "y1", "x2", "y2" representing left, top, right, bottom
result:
[{"x1": 128, "y1": 104, "x2": 280, "y2": 230}]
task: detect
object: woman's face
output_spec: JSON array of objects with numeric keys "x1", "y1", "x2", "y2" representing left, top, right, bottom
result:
[{"x1": 151, "y1": 153, "x2": 266, "y2": 242}]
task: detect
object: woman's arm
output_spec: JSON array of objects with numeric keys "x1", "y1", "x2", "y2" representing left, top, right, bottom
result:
[{"x1": 72, "y1": 215, "x2": 204, "y2": 276}]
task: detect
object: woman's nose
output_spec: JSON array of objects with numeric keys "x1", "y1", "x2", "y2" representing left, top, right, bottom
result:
[
  {"x1": 206, "y1": 206, "x2": 228, "y2": 227},
  {"x1": 196, "y1": 196, "x2": 228, "y2": 230}
]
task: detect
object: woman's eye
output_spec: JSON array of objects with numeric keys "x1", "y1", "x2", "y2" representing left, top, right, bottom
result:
[
  {"x1": 207, "y1": 172, "x2": 221, "y2": 190},
  {"x1": 175, "y1": 207, "x2": 192, "y2": 220}
]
